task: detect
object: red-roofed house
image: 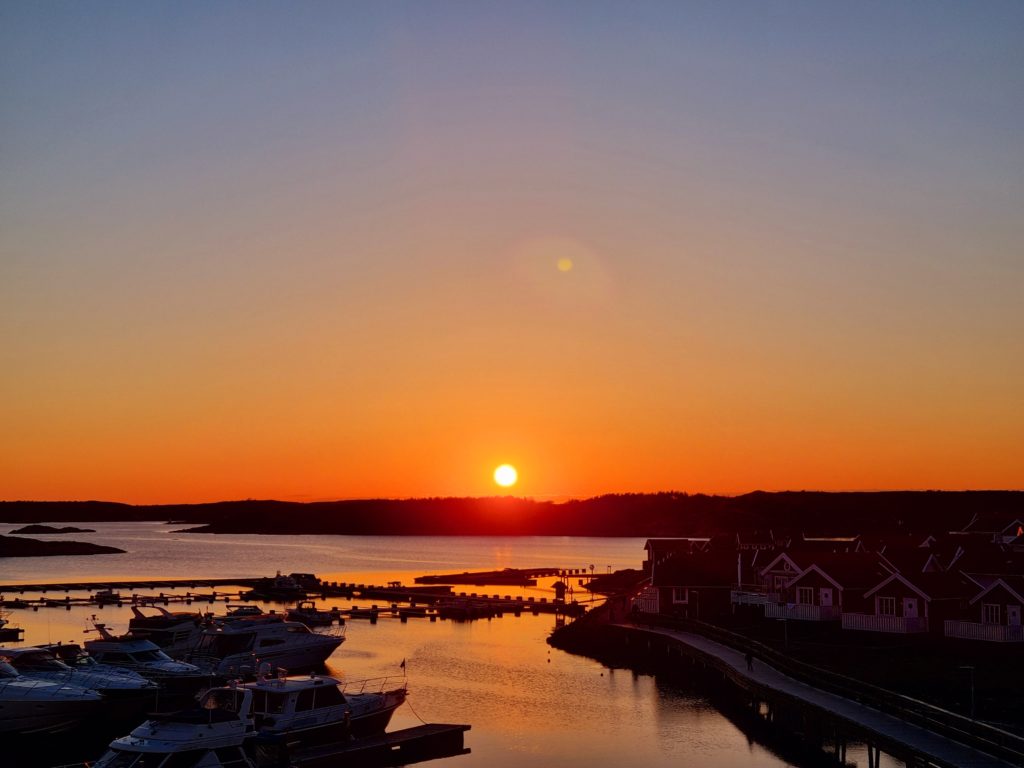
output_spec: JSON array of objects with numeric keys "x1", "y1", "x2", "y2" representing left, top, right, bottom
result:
[
  {"x1": 945, "y1": 576, "x2": 1024, "y2": 643},
  {"x1": 765, "y1": 553, "x2": 892, "y2": 622},
  {"x1": 840, "y1": 571, "x2": 977, "y2": 635}
]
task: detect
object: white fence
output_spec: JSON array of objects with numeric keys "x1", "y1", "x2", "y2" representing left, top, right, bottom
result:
[
  {"x1": 944, "y1": 620, "x2": 1024, "y2": 642},
  {"x1": 764, "y1": 603, "x2": 839, "y2": 621},
  {"x1": 842, "y1": 613, "x2": 928, "y2": 634}
]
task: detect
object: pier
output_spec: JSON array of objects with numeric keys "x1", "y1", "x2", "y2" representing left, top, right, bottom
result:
[
  {"x1": 273, "y1": 723, "x2": 471, "y2": 767},
  {"x1": 0, "y1": 574, "x2": 590, "y2": 621}
]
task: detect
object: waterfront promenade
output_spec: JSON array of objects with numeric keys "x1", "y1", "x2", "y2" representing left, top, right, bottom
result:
[{"x1": 620, "y1": 623, "x2": 1018, "y2": 768}]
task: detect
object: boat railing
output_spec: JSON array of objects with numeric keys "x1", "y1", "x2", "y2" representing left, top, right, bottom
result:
[{"x1": 339, "y1": 674, "x2": 406, "y2": 695}]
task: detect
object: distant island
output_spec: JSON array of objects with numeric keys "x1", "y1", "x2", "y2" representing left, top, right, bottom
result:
[
  {"x1": 0, "y1": 534, "x2": 124, "y2": 558},
  {"x1": 9, "y1": 524, "x2": 96, "y2": 534},
  {"x1": 1, "y1": 491, "x2": 1021, "y2": 538}
]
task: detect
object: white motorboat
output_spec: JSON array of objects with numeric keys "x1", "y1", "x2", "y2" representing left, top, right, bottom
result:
[
  {"x1": 90, "y1": 671, "x2": 406, "y2": 767},
  {"x1": 0, "y1": 658, "x2": 103, "y2": 735},
  {"x1": 2, "y1": 645, "x2": 158, "y2": 701},
  {"x1": 187, "y1": 616, "x2": 345, "y2": 676},
  {"x1": 84, "y1": 622, "x2": 215, "y2": 694}
]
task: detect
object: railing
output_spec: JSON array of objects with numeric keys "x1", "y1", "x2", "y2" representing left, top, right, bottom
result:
[
  {"x1": 842, "y1": 613, "x2": 928, "y2": 634},
  {"x1": 630, "y1": 615, "x2": 1024, "y2": 767},
  {"x1": 730, "y1": 590, "x2": 780, "y2": 606},
  {"x1": 339, "y1": 674, "x2": 407, "y2": 694},
  {"x1": 764, "y1": 603, "x2": 838, "y2": 621},
  {"x1": 944, "y1": 620, "x2": 1024, "y2": 643}
]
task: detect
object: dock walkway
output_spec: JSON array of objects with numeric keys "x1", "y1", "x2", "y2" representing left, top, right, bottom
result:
[{"x1": 620, "y1": 623, "x2": 1017, "y2": 768}]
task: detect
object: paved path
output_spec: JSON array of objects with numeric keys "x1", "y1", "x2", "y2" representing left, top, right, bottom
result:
[{"x1": 617, "y1": 623, "x2": 1017, "y2": 768}]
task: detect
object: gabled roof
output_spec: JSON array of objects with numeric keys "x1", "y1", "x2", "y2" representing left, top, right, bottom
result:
[
  {"x1": 863, "y1": 572, "x2": 933, "y2": 603},
  {"x1": 758, "y1": 551, "x2": 803, "y2": 577},
  {"x1": 863, "y1": 571, "x2": 976, "y2": 602},
  {"x1": 968, "y1": 575, "x2": 1024, "y2": 606},
  {"x1": 785, "y1": 553, "x2": 892, "y2": 591}
]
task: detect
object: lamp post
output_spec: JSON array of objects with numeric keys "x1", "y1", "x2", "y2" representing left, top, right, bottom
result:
[{"x1": 959, "y1": 666, "x2": 975, "y2": 719}]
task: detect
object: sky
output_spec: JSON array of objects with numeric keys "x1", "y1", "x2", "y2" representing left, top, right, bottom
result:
[{"x1": 2, "y1": 2, "x2": 1022, "y2": 503}]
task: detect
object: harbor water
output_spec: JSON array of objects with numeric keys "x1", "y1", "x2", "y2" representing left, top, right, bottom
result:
[{"x1": 0, "y1": 522, "x2": 902, "y2": 767}]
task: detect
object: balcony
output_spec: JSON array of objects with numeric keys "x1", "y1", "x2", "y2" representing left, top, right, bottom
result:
[
  {"x1": 944, "y1": 620, "x2": 1024, "y2": 643},
  {"x1": 842, "y1": 613, "x2": 928, "y2": 634},
  {"x1": 730, "y1": 589, "x2": 781, "y2": 606},
  {"x1": 765, "y1": 602, "x2": 839, "y2": 621}
]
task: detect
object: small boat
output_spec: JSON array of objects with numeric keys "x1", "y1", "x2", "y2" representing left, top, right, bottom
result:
[
  {"x1": 94, "y1": 589, "x2": 122, "y2": 605},
  {"x1": 89, "y1": 672, "x2": 406, "y2": 767},
  {"x1": 241, "y1": 572, "x2": 307, "y2": 602},
  {"x1": 0, "y1": 609, "x2": 24, "y2": 641},
  {"x1": 0, "y1": 658, "x2": 103, "y2": 735},
  {"x1": 287, "y1": 600, "x2": 340, "y2": 626}
]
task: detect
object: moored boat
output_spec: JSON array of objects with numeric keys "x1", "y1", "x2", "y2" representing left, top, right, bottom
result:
[
  {"x1": 0, "y1": 658, "x2": 103, "y2": 735},
  {"x1": 186, "y1": 616, "x2": 345, "y2": 676},
  {"x1": 286, "y1": 600, "x2": 341, "y2": 626},
  {"x1": 89, "y1": 672, "x2": 406, "y2": 767},
  {"x1": 83, "y1": 621, "x2": 215, "y2": 695}
]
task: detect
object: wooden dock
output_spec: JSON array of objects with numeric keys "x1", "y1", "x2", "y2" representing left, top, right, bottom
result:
[
  {"x1": 619, "y1": 623, "x2": 1021, "y2": 768},
  {"x1": 257, "y1": 723, "x2": 471, "y2": 767}
]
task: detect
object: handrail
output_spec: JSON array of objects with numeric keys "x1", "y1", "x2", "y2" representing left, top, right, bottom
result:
[{"x1": 636, "y1": 615, "x2": 1024, "y2": 766}]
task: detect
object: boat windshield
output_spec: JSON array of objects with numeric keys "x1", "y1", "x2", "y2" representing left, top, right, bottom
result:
[
  {"x1": 10, "y1": 651, "x2": 68, "y2": 671},
  {"x1": 199, "y1": 688, "x2": 246, "y2": 713},
  {"x1": 0, "y1": 660, "x2": 18, "y2": 678},
  {"x1": 130, "y1": 649, "x2": 171, "y2": 662}
]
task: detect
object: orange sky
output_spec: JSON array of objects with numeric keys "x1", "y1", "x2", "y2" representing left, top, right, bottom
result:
[{"x1": 2, "y1": 5, "x2": 1022, "y2": 503}]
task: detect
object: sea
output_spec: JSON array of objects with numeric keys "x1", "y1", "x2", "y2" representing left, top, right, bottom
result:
[{"x1": 0, "y1": 522, "x2": 904, "y2": 767}]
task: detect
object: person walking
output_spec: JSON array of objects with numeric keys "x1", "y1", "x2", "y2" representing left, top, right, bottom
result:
[{"x1": 745, "y1": 652, "x2": 754, "y2": 672}]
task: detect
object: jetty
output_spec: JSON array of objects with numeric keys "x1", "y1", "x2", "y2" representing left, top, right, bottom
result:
[{"x1": 271, "y1": 723, "x2": 471, "y2": 767}]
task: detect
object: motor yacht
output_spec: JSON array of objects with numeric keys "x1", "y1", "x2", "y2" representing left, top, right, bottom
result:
[
  {"x1": 127, "y1": 605, "x2": 206, "y2": 657},
  {"x1": 0, "y1": 658, "x2": 103, "y2": 734},
  {"x1": 90, "y1": 672, "x2": 405, "y2": 767},
  {"x1": 1, "y1": 645, "x2": 158, "y2": 701},
  {"x1": 83, "y1": 621, "x2": 215, "y2": 694},
  {"x1": 187, "y1": 616, "x2": 345, "y2": 676}
]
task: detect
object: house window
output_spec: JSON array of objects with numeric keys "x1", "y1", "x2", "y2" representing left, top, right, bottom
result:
[
  {"x1": 877, "y1": 597, "x2": 896, "y2": 616},
  {"x1": 982, "y1": 603, "x2": 1001, "y2": 624},
  {"x1": 797, "y1": 587, "x2": 813, "y2": 605},
  {"x1": 672, "y1": 588, "x2": 688, "y2": 603}
]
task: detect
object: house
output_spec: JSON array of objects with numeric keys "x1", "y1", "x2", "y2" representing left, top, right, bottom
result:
[
  {"x1": 944, "y1": 575, "x2": 1024, "y2": 643},
  {"x1": 633, "y1": 549, "x2": 736, "y2": 621},
  {"x1": 765, "y1": 553, "x2": 891, "y2": 622},
  {"x1": 840, "y1": 571, "x2": 976, "y2": 635}
]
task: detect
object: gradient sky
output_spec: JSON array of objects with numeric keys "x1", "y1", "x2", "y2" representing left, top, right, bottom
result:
[{"x1": 2, "y1": 2, "x2": 1022, "y2": 503}]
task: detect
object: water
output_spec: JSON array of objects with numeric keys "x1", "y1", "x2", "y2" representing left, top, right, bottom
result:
[{"x1": 0, "y1": 522, "x2": 902, "y2": 767}]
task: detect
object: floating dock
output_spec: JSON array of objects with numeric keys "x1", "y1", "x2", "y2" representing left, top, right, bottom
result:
[{"x1": 256, "y1": 723, "x2": 471, "y2": 767}]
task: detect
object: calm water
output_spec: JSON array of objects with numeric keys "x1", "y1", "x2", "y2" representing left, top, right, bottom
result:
[{"x1": 0, "y1": 523, "x2": 902, "y2": 767}]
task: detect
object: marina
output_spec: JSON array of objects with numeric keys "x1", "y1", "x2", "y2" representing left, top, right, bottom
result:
[{"x1": 0, "y1": 524, "x2": 919, "y2": 768}]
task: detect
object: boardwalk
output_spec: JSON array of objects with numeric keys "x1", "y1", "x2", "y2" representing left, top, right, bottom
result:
[{"x1": 620, "y1": 623, "x2": 1017, "y2": 768}]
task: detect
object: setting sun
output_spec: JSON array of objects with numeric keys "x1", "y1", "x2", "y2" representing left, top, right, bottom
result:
[{"x1": 493, "y1": 464, "x2": 518, "y2": 488}]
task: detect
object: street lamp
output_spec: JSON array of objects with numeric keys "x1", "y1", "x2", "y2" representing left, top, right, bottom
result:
[{"x1": 959, "y1": 666, "x2": 975, "y2": 719}]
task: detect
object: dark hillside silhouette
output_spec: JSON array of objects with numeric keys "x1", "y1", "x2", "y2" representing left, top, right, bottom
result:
[{"x1": 2, "y1": 491, "x2": 1021, "y2": 537}]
